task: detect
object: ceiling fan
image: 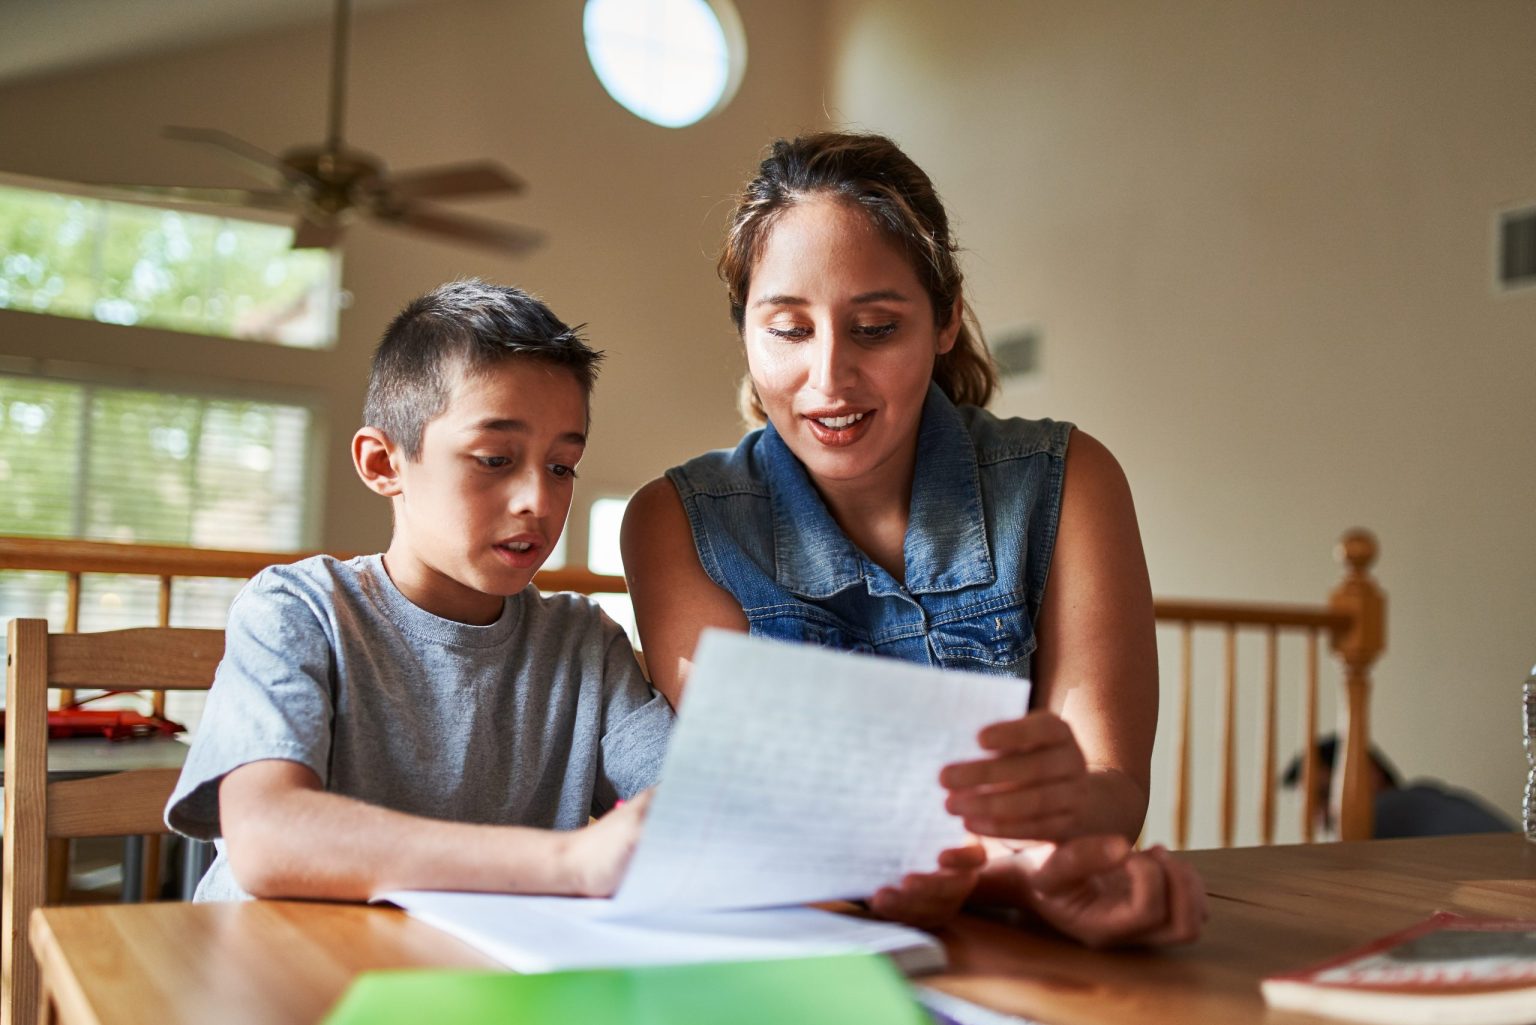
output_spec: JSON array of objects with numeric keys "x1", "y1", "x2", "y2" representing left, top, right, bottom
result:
[{"x1": 60, "y1": 0, "x2": 541, "y2": 254}]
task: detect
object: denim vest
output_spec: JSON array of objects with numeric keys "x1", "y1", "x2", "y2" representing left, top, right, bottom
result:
[{"x1": 666, "y1": 384, "x2": 1072, "y2": 682}]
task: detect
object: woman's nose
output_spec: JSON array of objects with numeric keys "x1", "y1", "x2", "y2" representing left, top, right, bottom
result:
[{"x1": 809, "y1": 332, "x2": 857, "y2": 393}]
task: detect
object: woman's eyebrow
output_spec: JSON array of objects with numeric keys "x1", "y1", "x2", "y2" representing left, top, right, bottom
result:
[
  {"x1": 851, "y1": 289, "x2": 910, "y2": 304},
  {"x1": 752, "y1": 289, "x2": 911, "y2": 307},
  {"x1": 752, "y1": 293, "x2": 807, "y2": 308}
]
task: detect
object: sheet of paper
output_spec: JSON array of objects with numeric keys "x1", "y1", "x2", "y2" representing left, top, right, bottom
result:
[
  {"x1": 376, "y1": 890, "x2": 943, "y2": 975},
  {"x1": 613, "y1": 630, "x2": 1030, "y2": 913}
]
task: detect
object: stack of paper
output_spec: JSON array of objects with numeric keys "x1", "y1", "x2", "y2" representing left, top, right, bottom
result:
[{"x1": 382, "y1": 630, "x2": 1030, "y2": 977}]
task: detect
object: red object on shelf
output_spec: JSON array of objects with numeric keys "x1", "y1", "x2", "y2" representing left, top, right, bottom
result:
[{"x1": 0, "y1": 706, "x2": 186, "y2": 741}]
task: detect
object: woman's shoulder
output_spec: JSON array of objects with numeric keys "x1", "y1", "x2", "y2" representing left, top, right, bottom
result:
[
  {"x1": 664, "y1": 428, "x2": 772, "y2": 500},
  {"x1": 953, "y1": 403, "x2": 1075, "y2": 464}
]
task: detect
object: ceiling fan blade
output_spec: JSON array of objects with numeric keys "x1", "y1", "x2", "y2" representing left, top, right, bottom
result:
[
  {"x1": 385, "y1": 161, "x2": 526, "y2": 201},
  {"x1": 292, "y1": 217, "x2": 345, "y2": 250},
  {"x1": 375, "y1": 203, "x2": 543, "y2": 255},
  {"x1": 163, "y1": 126, "x2": 313, "y2": 188}
]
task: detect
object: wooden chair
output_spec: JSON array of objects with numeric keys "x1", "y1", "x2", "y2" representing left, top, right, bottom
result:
[
  {"x1": 1153, "y1": 529, "x2": 1386, "y2": 848},
  {"x1": 2, "y1": 619, "x2": 225, "y2": 1025}
]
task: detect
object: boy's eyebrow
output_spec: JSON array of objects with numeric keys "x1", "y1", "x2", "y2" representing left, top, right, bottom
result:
[
  {"x1": 752, "y1": 289, "x2": 912, "y2": 308},
  {"x1": 469, "y1": 418, "x2": 586, "y2": 445}
]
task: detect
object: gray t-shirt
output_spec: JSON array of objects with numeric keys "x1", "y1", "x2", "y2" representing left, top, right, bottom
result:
[{"x1": 165, "y1": 554, "x2": 672, "y2": 900}]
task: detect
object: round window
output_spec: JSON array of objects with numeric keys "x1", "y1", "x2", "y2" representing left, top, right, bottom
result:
[{"x1": 583, "y1": 0, "x2": 746, "y2": 128}]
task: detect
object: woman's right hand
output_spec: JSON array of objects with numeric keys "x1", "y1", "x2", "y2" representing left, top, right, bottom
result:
[{"x1": 562, "y1": 789, "x2": 654, "y2": 897}]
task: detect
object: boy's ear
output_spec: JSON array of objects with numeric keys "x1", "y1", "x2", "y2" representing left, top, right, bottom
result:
[{"x1": 352, "y1": 426, "x2": 405, "y2": 497}]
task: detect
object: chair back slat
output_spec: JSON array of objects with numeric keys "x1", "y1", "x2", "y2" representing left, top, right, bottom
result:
[
  {"x1": 47, "y1": 770, "x2": 183, "y2": 838},
  {"x1": 46, "y1": 629, "x2": 225, "y2": 691}
]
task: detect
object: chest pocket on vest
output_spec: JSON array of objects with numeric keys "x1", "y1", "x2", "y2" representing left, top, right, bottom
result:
[
  {"x1": 926, "y1": 608, "x2": 1035, "y2": 675},
  {"x1": 749, "y1": 609, "x2": 877, "y2": 655}
]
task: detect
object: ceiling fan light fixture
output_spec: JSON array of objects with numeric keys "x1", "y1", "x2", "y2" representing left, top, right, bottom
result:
[{"x1": 19, "y1": 0, "x2": 541, "y2": 256}]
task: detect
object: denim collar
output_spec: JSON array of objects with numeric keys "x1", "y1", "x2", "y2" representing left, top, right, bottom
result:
[{"x1": 762, "y1": 383, "x2": 995, "y2": 599}]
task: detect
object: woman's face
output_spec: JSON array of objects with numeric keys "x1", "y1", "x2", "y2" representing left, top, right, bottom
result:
[{"x1": 742, "y1": 195, "x2": 959, "y2": 492}]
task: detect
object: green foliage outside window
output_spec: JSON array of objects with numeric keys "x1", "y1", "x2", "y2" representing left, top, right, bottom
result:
[{"x1": 0, "y1": 184, "x2": 338, "y2": 347}]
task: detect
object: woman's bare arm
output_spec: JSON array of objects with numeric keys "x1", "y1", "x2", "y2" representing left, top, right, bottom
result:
[
  {"x1": 620, "y1": 477, "x2": 749, "y2": 707},
  {"x1": 1030, "y1": 429, "x2": 1158, "y2": 838}
]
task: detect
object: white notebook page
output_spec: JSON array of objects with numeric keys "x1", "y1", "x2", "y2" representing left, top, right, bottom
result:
[{"x1": 613, "y1": 630, "x2": 1030, "y2": 913}]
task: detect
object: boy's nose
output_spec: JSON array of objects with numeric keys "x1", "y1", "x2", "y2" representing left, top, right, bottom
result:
[{"x1": 508, "y1": 471, "x2": 553, "y2": 517}]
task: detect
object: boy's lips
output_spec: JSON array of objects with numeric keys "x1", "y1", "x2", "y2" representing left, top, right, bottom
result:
[{"x1": 492, "y1": 536, "x2": 544, "y2": 569}]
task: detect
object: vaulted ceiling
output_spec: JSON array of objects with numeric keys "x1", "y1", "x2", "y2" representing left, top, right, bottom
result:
[{"x1": 0, "y1": 0, "x2": 427, "y2": 86}]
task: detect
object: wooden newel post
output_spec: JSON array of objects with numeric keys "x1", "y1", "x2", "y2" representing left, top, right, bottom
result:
[{"x1": 1328, "y1": 529, "x2": 1385, "y2": 841}]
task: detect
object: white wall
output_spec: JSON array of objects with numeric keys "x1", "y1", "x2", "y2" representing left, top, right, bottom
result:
[{"x1": 827, "y1": 0, "x2": 1536, "y2": 841}]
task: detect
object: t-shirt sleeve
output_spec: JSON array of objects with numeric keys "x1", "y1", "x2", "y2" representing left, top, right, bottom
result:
[
  {"x1": 164, "y1": 571, "x2": 337, "y2": 839},
  {"x1": 591, "y1": 625, "x2": 673, "y2": 815}
]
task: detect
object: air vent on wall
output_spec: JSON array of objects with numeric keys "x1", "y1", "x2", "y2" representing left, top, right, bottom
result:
[
  {"x1": 992, "y1": 326, "x2": 1041, "y2": 378},
  {"x1": 1498, "y1": 205, "x2": 1536, "y2": 290}
]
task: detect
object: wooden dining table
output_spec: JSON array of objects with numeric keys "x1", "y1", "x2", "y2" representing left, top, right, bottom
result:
[{"x1": 27, "y1": 833, "x2": 1536, "y2": 1025}]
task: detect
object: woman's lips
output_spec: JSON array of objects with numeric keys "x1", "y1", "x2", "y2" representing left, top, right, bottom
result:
[{"x1": 803, "y1": 410, "x2": 874, "y2": 447}]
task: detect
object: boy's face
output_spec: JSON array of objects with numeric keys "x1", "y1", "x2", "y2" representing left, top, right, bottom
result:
[{"x1": 374, "y1": 360, "x2": 587, "y2": 624}]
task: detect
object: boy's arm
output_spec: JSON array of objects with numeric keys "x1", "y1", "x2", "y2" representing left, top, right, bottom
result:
[
  {"x1": 219, "y1": 759, "x2": 650, "y2": 900},
  {"x1": 591, "y1": 621, "x2": 675, "y2": 816}
]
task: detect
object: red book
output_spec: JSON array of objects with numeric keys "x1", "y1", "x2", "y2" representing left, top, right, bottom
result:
[{"x1": 1261, "y1": 911, "x2": 1536, "y2": 1024}]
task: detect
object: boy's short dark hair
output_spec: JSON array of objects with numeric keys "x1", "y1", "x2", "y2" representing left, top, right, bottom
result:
[{"x1": 364, "y1": 279, "x2": 604, "y2": 459}]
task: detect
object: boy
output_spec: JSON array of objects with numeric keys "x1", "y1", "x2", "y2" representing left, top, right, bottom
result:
[{"x1": 166, "y1": 279, "x2": 671, "y2": 901}]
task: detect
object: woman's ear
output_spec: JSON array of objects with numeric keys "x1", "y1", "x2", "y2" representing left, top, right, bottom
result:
[
  {"x1": 936, "y1": 297, "x2": 964, "y2": 356},
  {"x1": 353, "y1": 426, "x2": 404, "y2": 497}
]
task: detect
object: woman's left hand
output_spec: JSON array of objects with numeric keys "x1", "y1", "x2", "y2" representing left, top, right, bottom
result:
[
  {"x1": 866, "y1": 841, "x2": 987, "y2": 929},
  {"x1": 940, "y1": 710, "x2": 1097, "y2": 840},
  {"x1": 1002, "y1": 836, "x2": 1208, "y2": 948}
]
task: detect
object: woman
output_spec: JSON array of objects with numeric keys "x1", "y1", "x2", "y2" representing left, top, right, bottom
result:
[{"x1": 622, "y1": 132, "x2": 1203, "y2": 944}]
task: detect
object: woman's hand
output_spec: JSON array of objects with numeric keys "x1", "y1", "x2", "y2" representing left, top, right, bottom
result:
[
  {"x1": 561, "y1": 790, "x2": 654, "y2": 897},
  {"x1": 866, "y1": 841, "x2": 987, "y2": 929},
  {"x1": 980, "y1": 836, "x2": 1207, "y2": 948},
  {"x1": 940, "y1": 711, "x2": 1098, "y2": 840}
]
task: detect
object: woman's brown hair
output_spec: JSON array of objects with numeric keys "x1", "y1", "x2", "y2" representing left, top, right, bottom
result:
[{"x1": 719, "y1": 132, "x2": 998, "y2": 424}]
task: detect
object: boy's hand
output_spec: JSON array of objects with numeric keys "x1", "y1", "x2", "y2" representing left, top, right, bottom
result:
[
  {"x1": 939, "y1": 711, "x2": 1094, "y2": 840},
  {"x1": 563, "y1": 789, "x2": 654, "y2": 897},
  {"x1": 990, "y1": 836, "x2": 1207, "y2": 948},
  {"x1": 867, "y1": 841, "x2": 986, "y2": 929}
]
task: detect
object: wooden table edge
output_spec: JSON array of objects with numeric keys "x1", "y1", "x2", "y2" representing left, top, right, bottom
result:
[{"x1": 31, "y1": 906, "x2": 105, "y2": 1025}]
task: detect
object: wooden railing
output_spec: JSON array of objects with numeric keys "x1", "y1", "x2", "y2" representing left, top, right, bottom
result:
[
  {"x1": 1153, "y1": 529, "x2": 1385, "y2": 846},
  {"x1": 3, "y1": 530, "x2": 1384, "y2": 847},
  {"x1": 0, "y1": 535, "x2": 627, "y2": 711}
]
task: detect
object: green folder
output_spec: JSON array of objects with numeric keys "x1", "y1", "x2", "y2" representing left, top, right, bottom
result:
[{"x1": 322, "y1": 953, "x2": 931, "y2": 1025}]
